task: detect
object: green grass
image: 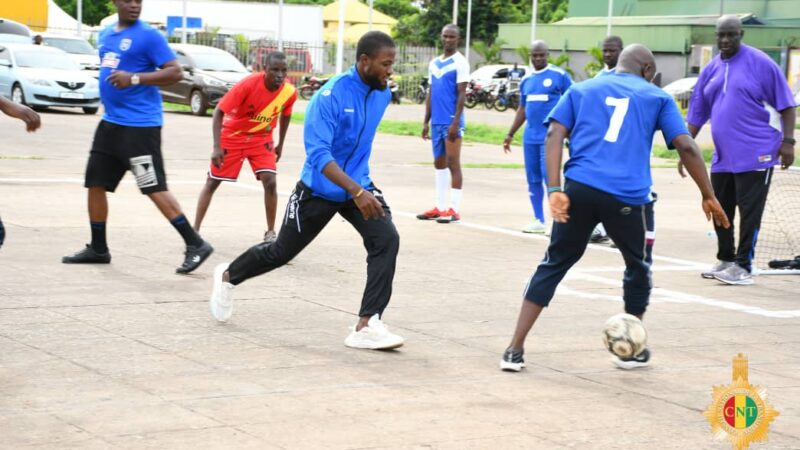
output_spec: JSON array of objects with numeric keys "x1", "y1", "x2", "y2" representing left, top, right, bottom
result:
[
  {"x1": 163, "y1": 102, "x2": 192, "y2": 112},
  {"x1": 651, "y1": 145, "x2": 715, "y2": 162}
]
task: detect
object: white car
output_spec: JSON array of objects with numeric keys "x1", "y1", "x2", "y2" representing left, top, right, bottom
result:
[
  {"x1": 0, "y1": 44, "x2": 100, "y2": 114},
  {"x1": 662, "y1": 77, "x2": 698, "y2": 100},
  {"x1": 42, "y1": 33, "x2": 99, "y2": 78},
  {"x1": 469, "y1": 64, "x2": 524, "y2": 86}
]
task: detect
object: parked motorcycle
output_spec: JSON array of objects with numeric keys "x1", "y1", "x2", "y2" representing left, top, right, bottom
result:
[
  {"x1": 487, "y1": 80, "x2": 520, "y2": 112},
  {"x1": 389, "y1": 78, "x2": 401, "y2": 104},
  {"x1": 414, "y1": 78, "x2": 429, "y2": 104},
  {"x1": 464, "y1": 80, "x2": 494, "y2": 109},
  {"x1": 299, "y1": 75, "x2": 330, "y2": 100}
]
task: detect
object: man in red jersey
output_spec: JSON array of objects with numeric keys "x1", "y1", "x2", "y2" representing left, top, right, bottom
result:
[{"x1": 194, "y1": 52, "x2": 297, "y2": 243}]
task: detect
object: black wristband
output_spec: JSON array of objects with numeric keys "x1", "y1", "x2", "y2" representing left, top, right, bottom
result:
[{"x1": 782, "y1": 137, "x2": 796, "y2": 145}]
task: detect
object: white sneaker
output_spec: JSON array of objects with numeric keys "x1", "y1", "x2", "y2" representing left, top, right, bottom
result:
[
  {"x1": 713, "y1": 264, "x2": 754, "y2": 286},
  {"x1": 701, "y1": 260, "x2": 736, "y2": 279},
  {"x1": 344, "y1": 314, "x2": 404, "y2": 350},
  {"x1": 522, "y1": 220, "x2": 547, "y2": 234},
  {"x1": 209, "y1": 263, "x2": 234, "y2": 323}
]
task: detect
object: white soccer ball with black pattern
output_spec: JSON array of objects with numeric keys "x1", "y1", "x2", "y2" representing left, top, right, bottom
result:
[{"x1": 602, "y1": 313, "x2": 647, "y2": 359}]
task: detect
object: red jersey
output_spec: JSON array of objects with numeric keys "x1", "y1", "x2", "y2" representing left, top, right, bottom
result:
[{"x1": 218, "y1": 73, "x2": 297, "y2": 149}]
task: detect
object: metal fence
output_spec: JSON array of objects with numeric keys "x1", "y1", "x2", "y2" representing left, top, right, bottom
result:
[{"x1": 168, "y1": 34, "x2": 437, "y2": 99}]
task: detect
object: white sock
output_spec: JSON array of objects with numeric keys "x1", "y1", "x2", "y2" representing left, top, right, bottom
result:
[
  {"x1": 435, "y1": 169, "x2": 450, "y2": 211},
  {"x1": 450, "y1": 188, "x2": 462, "y2": 212}
]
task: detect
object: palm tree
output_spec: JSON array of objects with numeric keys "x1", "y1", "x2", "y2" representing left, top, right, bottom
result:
[
  {"x1": 547, "y1": 52, "x2": 573, "y2": 77},
  {"x1": 472, "y1": 39, "x2": 507, "y2": 67},
  {"x1": 584, "y1": 46, "x2": 604, "y2": 79}
]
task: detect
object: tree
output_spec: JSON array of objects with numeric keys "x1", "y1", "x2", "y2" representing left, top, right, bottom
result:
[
  {"x1": 584, "y1": 46, "x2": 604, "y2": 79},
  {"x1": 548, "y1": 52, "x2": 573, "y2": 77},
  {"x1": 472, "y1": 39, "x2": 506, "y2": 67},
  {"x1": 515, "y1": 45, "x2": 530, "y2": 65},
  {"x1": 52, "y1": 0, "x2": 115, "y2": 26}
]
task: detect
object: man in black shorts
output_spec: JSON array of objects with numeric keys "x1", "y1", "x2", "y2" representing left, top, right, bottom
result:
[{"x1": 62, "y1": 0, "x2": 213, "y2": 273}]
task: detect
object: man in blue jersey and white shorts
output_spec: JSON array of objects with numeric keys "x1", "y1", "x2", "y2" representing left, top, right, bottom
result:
[
  {"x1": 62, "y1": 0, "x2": 213, "y2": 274},
  {"x1": 208, "y1": 32, "x2": 404, "y2": 351},
  {"x1": 417, "y1": 24, "x2": 470, "y2": 224},
  {"x1": 504, "y1": 40, "x2": 572, "y2": 234},
  {"x1": 499, "y1": 44, "x2": 730, "y2": 372}
]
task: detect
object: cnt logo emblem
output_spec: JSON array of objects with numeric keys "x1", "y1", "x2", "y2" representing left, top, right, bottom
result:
[{"x1": 704, "y1": 354, "x2": 779, "y2": 450}]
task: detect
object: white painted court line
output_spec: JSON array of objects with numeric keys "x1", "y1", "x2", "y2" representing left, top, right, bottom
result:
[{"x1": 2, "y1": 176, "x2": 798, "y2": 319}]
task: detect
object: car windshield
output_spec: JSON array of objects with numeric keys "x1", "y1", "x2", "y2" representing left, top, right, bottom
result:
[
  {"x1": 45, "y1": 37, "x2": 95, "y2": 55},
  {"x1": 15, "y1": 50, "x2": 80, "y2": 70},
  {"x1": 190, "y1": 51, "x2": 246, "y2": 72}
]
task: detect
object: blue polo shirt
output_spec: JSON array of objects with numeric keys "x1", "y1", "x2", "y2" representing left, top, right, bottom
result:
[
  {"x1": 520, "y1": 64, "x2": 572, "y2": 144},
  {"x1": 546, "y1": 72, "x2": 688, "y2": 204},
  {"x1": 98, "y1": 20, "x2": 175, "y2": 127}
]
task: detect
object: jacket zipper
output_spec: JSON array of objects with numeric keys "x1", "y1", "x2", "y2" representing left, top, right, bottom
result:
[{"x1": 343, "y1": 89, "x2": 372, "y2": 173}]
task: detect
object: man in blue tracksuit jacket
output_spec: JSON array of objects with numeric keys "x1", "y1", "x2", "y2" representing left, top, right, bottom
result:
[{"x1": 208, "y1": 32, "x2": 405, "y2": 351}]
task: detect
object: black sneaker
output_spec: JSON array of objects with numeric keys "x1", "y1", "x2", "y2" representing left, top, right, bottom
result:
[
  {"x1": 176, "y1": 240, "x2": 213, "y2": 274},
  {"x1": 500, "y1": 348, "x2": 525, "y2": 372},
  {"x1": 62, "y1": 244, "x2": 111, "y2": 264},
  {"x1": 612, "y1": 348, "x2": 651, "y2": 370}
]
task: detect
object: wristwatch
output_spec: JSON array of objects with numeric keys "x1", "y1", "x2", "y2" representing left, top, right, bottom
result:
[
  {"x1": 782, "y1": 137, "x2": 796, "y2": 146},
  {"x1": 131, "y1": 73, "x2": 140, "y2": 85}
]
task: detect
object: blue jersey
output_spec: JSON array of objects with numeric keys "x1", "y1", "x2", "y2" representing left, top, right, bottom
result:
[
  {"x1": 547, "y1": 73, "x2": 688, "y2": 204},
  {"x1": 520, "y1": 64, "x2": 572, "y2": 144},
  {"x1": 428, "y1": 52, "x2": 470, "y2": 127},
  {"x1": 98, "y1": 20, "x2": 175, "y2": 127},
  {"x1": 301, "y1": 66, "x2": 391, "y2": 202}
]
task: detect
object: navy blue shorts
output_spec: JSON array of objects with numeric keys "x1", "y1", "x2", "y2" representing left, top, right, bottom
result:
[{"x1": 524, "y1": 179, "x2": 655, "y2": 316}]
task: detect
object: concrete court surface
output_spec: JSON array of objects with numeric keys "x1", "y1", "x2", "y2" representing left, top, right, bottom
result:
[{"x1": 0, "y1": 106, "x2": 798, "y2": 450}]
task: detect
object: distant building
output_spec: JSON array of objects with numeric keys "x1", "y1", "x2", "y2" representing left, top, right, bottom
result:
[
  {"x1": 322, "y1": 0, "x2": 397, "y2": 43},
  {"x1": 499, "y1": 0, "x2": 800, "y2": 87}
]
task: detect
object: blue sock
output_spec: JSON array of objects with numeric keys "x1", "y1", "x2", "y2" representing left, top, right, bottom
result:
[
  {"x1": 90, "y1": 221, "x2": 107, "y2": 253},
  {"x1": 529, "y1": 181, "x2": 545, "y2": 223},
  {"x1": 170, "y1": 214, "x2": 203, "y2": 247}
]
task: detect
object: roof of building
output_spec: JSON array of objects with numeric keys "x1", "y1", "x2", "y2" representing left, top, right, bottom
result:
[
  {"x1": 554, "y1": 13, "x2": 763, "y2": 26},
  {"x1": 322, "y1": 0, "x2": 397, "y2": 26}
]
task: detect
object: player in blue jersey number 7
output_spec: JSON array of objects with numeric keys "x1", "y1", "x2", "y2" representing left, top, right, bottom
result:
[{"x1": 500, "y1": 44, "x2": 730, "y2": 372}]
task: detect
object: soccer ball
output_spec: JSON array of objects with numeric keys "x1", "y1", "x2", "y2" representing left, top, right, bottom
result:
[{"x1": 602, "y1": 313, "x2": 647, "y2": 359}]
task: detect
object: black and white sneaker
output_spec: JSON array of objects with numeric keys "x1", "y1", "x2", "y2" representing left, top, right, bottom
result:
[
  {"x1": 612, "y1": 348, "x2": 651, "y2": 370},
  {"x1": 176, "y1": 240, "x2": 213, "y2": 274},
  {"x1": 62, "y1": 244, "x2": 111, "y2": 264},
  {"x1": 500, "y1": 348, "x2": 525, "y2": 372}
]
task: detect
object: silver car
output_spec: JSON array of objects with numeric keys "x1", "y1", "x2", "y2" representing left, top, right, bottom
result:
[{"x1": 0, "y1": 43, "x2": 100, "y2": 114}]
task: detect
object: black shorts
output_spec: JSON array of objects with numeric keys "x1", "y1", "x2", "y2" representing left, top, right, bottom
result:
[{"x1": 85, "y1": 120, "x2": 168, "y2": 194}]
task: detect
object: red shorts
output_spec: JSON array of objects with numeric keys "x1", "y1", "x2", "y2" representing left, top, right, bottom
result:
[{"x1": 209, "y1": 141, "x2": 276, "y2": 181}]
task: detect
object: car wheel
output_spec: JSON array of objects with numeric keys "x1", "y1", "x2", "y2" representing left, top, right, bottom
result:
[
  {"x1": 190, "y1": 90, "x2": 208, "y2": 116},
  {"x1": 82, "y1": 107, "x2": 99, "y2": 115},
  {"x1": 11, "y1": 84, "x2": 26, "y2": 105}
]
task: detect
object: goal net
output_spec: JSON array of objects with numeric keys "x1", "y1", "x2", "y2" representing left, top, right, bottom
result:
[{"x1": 755, "y1": 166, "x2": 800, "y2": 275}]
